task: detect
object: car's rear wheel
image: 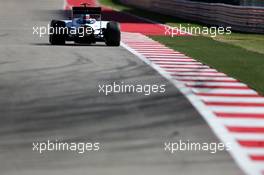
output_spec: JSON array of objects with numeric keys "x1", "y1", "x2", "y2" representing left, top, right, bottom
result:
[
  {"x1": 49, "y1": 20, "x2": 66, "y2": 45},
  {"x1": 105, "y1": 22, "x2": 121, "y2": 46}
]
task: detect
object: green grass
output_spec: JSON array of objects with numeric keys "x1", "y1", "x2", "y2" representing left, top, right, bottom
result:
[
  {"x1": 214, "y1": 33, "x2": 264, "y2": 54},
  {"x1": 100, "y1": 0, "x2": 264, "y2": 94}
]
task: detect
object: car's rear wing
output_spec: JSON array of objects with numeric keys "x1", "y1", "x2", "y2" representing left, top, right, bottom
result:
[
  {"x1": 72, "y1": 6, "x2": 103, "y2": 36},
  {"x1": 72, "y1": 7, "x2": 102, "y2": 15}
]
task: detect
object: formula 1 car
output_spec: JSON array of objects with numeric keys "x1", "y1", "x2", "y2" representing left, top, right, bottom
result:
[{"x1": 49, "y1": 3, "x2": 120, "y2": 46}]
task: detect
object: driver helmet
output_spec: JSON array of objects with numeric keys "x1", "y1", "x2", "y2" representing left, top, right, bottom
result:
[{"x1": 83, "y1": 14, "x2": 90, "y2": 20}]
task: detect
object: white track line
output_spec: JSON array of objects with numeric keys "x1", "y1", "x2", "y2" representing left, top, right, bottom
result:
[
  {"x1": 220, "y1": 119, "x2": 264, "y2": 127},
  {"x1": 233, "y1": 134, "x2": 264, "y2": 141},
  {"x1": 210, "y1": 107, "x2": 264, "y2": 113}
]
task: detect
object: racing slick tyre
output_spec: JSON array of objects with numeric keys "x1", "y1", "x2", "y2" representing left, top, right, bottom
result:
[
  {"x1": 105, "y1": 22, "x2": 121, "y2": 46},
  {"x1": 49, "y1": 20, "x2": 66, "y2": 45}
]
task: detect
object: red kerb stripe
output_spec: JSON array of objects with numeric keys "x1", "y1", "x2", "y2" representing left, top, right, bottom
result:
[
  {"x1": 215, "y1": 112, "x2": 264, "y2": 119},
  {"x1": 227, "y1": 126, "x2": 264, "y2": 133},
  {"x1": 238, "y1": 140, "x2": 264, "y2": 148}
]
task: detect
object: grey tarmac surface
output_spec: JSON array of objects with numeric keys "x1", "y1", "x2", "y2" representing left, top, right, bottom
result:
[{"x1": 0, "y1": 0, "x2": 244, "y2": 175}]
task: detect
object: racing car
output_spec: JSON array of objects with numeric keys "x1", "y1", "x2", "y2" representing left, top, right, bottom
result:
[{"x1": 49, "y1": 3, "x2": 120, "y2": 46}]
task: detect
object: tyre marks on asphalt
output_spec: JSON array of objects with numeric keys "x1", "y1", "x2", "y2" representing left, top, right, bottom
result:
[{"x1": 121, "y1": 32, "x2": 264, "y2": 175}]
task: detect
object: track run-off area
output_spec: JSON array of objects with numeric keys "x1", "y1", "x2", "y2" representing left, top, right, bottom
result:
[{"x1": 66, "y1": 0, "x2": 264, "y2": 174}]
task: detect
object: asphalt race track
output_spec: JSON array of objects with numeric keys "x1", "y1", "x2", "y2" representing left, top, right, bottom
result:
[{"x1": 0, "y1": 0, "x2": 243, "y2": 175}]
